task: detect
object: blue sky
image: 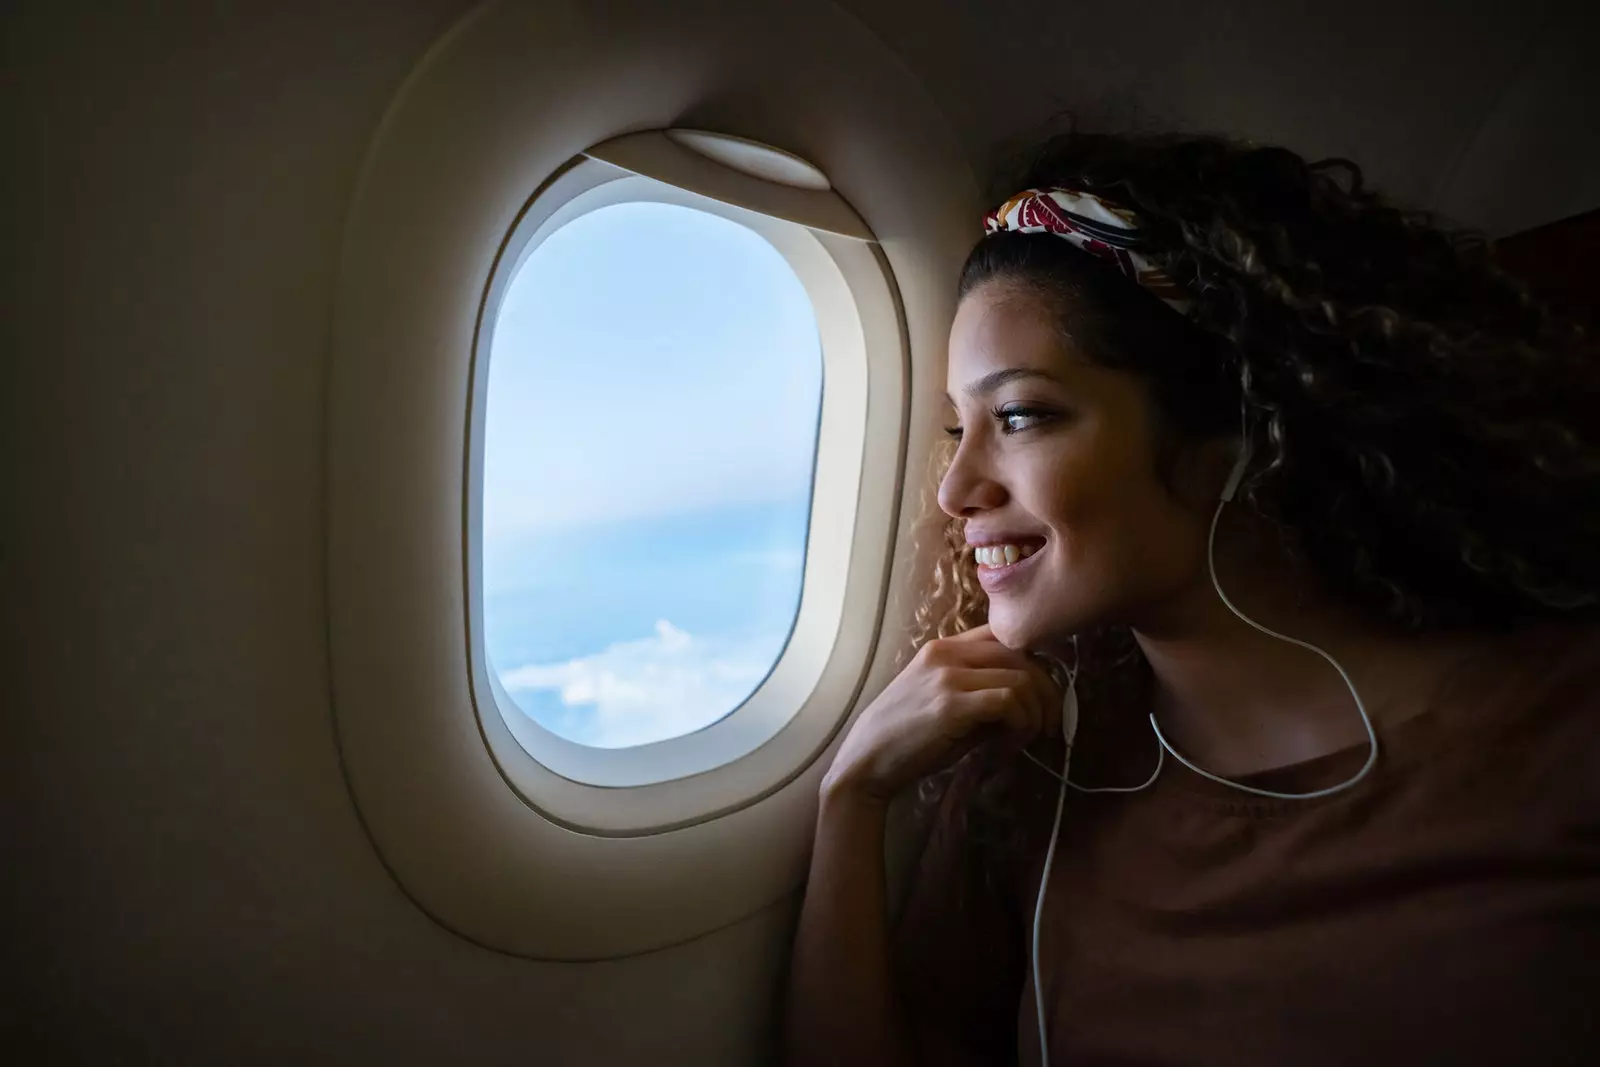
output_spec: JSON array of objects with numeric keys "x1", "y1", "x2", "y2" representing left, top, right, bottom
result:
[{"x1": 482, "y1": 201, "x2": 822, "y2": 748}]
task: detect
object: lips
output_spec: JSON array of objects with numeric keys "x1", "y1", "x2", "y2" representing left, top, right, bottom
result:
[{"x1": 967, "y1": 534, "x2": 1047, "y2": 594}]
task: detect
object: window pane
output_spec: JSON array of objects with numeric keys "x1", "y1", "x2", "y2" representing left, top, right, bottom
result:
[{"x1": 482, "y1": 202, "x2": 822, "y2": 749}]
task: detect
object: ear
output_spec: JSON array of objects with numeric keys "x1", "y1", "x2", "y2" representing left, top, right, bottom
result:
[
  {"x1": 1173, "y1": 435, "x2": 1242, "y2": 508},
  {"x1": 1220, "y1": 436, "x2": 1252, "y2": 502}
]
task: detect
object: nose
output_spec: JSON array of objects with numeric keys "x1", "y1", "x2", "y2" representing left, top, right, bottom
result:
[{"x1": 936, "y1": 436, "x2": 1008, "y2": 519}]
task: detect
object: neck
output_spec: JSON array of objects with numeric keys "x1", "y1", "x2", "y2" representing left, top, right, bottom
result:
[{"x1": 1128, "y1": 507, "x2": 1464, "y2": 778}]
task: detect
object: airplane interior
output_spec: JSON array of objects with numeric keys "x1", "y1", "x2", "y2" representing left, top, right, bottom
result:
[{"x1": 7, "y1": 1, "x2": 1598, "y2": 1064}]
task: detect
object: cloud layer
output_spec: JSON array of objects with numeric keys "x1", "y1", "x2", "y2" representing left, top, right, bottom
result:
[{"x1": 499, "y1": 620, "x2": 786, "y2": 748}]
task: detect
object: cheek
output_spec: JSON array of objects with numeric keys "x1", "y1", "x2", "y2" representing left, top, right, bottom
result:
[
  {"x1": 1031, "y1": 445, "x2": 1128, "y2": 531},
  {"x1": 1040, "y1": 458, "x2": 1206, "y2": 591}
]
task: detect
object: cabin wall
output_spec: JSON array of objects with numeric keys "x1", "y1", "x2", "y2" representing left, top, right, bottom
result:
[
  {"x1": 4, "y1": 2, "x2": 786, "y2": 1064},
  {"x1": 844, "y1": 0, "x2": 1597, "y2": 237}
]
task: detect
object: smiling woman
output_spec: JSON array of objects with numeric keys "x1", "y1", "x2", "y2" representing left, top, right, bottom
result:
[
  {"x1": 786, "y1": 129, "x2": 1600, "y2": 1067},
  {"x1": 481, "y1": 201, "x2": 822, "y2": 749}
]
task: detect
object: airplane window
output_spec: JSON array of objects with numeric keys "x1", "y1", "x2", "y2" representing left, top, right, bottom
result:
[{"x1": 481, "y1": 201, "x2": 822, "y2": 749}]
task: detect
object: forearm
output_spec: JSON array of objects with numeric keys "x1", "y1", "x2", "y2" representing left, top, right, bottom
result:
[{"x1": 782, "y1": 779, "x2": 918, "y2": 1067}]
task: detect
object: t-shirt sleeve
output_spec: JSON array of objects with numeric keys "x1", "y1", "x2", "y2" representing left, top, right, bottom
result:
[{"x1": 890, "y1": 758, "x2": 1028, "y2": 1066}]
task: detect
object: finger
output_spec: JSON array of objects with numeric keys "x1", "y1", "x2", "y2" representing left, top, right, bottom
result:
[
  {"x1": 1013, "y1": 668, "x2": 1049, "y2": 737},
  {"x1": 944, "y1": 623, "x2": 994, "y2": 642},
  {"x1": 929, "y1": 633, "x2": 1037, "y2": 670},
  {"x1": 1040, "y1": 688, "x2": 1063, "y2": 737},
  {"x1": 942, "y1": 665, "x2": 1058, "y2": 738},
  {"x1": 940, "y1": 667, "x2": 1035, "y2": 693},
  {"x1": 954, "y1": 686, "x2": 1039, "y2": 740},
  {"x1": 1025, "y1": 661, "x2": 1066, "y2": 736},
  {"x1": 941, "y1": 665, "x2": 1052, "y2": 733},
  {"x1": 945, "y1": 623, "x2": 1053, "y2": 669}
]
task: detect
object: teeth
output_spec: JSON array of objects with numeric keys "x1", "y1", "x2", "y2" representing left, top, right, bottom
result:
[{"x1": 974, "y1": 543, "x2": 1038, "y2": 567}]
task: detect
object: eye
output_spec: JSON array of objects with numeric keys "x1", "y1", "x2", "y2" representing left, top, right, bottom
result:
[
  {"x1": 993, "y1": 404, "x2": 1054, "y2": 434},
  {"x1": 943, "y1": 424, "x2": 963, "y2": 441}
]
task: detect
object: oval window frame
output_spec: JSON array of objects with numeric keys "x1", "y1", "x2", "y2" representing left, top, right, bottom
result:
[{"x1": 467, "y1": 150, "x2": 905, "y2": 820}]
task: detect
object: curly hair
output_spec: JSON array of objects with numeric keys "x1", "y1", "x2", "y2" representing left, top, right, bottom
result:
[{"x1": 912, "y1": 129, "x2": 1600, "y2": 899}]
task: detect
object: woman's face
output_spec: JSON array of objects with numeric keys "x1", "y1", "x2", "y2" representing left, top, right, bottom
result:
[{"x1": 939, "y1": 281, "x2": 1220, "y2": 651}]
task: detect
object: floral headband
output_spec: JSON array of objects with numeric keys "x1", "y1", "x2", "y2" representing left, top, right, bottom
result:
[{"x1": 983, "y1": 187, "x2": 1191, "y2": 314}]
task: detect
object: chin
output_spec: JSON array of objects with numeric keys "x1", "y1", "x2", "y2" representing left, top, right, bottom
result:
[
  {"x1": 985, "y1": 601, "x2": 1046, "y2": 651},
  {"x1": 987, "y1": 594, "x2": 1089, "y2": 655}
]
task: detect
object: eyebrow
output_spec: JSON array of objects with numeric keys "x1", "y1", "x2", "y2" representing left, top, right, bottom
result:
[{"x1": 945, "y1": 367, "x2": 1059, "y2": 405}]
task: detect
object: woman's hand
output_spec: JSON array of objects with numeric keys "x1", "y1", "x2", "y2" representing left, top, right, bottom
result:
[{"x1": 823, "y1": 625, "x2": 1061, "y2": 804}]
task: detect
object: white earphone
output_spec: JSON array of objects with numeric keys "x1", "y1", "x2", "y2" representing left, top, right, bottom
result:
[{"x1": 1023, "y1": 435, "x2": 1379, "y2": 1064}]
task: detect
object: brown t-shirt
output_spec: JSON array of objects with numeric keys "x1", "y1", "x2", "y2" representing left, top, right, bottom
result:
[{"x1": 892, "y1": 625, "x2": 1600, "y2": 1066}]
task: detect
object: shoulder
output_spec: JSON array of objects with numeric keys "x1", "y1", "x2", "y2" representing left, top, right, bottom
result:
[
  {"x1": 1485, "y1": 622, "x2": 1600, "y2": 739},
  {"x1": 1431, "y1": 621, "x2": 1600, "y2": 816},
  {"x1": 1516, "y1": 622, "x2": 1600, "y2": 783}
]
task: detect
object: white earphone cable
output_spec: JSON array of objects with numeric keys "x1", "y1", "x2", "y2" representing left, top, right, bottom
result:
[
  {"x1": 1029, "y1": 676, "x2": 1073, "y2": 1066},
  {"x1": 1145, "y1": 498, "x2": 1379, "y2": 800},
  {"x1": 1023, "y1": 455, "x2": 1380, "y2": 1064},
  {"x1": 1022, "y1": 734, "x2": 1164, "y2": 793}
]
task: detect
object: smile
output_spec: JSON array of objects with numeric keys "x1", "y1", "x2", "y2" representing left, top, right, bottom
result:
[
  {"x1": 973, "y1": 542, "x2": 1042, "y2": 567},
  {"x1": 971, "y1": 537, "x2": 1046, "y2": 593}
]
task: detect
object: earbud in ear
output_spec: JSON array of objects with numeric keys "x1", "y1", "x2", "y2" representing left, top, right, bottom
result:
[{"x1": 1220, "y1": 437, "x2": 1251, "y2": 502}]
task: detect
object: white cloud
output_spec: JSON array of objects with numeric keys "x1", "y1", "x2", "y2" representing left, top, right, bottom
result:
[{"x1": 499, "y1": 620, "x2": 784, "y2": 749}]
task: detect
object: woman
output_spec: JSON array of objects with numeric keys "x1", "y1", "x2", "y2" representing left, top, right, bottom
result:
[{"x1": 782, "y1": 131, "x2": 1600, "y2": 1067}]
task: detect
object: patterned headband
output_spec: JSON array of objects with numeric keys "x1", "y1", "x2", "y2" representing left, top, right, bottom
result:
[{"x1": 983, "y1": 187, "x2": 1191, "y2": 314}]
